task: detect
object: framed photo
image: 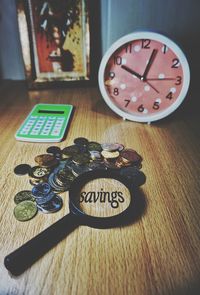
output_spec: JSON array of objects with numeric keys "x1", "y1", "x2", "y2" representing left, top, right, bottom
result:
[{"x1": 17, "y1": 0, "x2": 90, "y2": 88}]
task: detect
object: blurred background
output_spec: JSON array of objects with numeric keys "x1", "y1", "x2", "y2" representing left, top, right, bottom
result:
[{"x1": 0, "y1": 0, "x2": 199, "y2": 101}]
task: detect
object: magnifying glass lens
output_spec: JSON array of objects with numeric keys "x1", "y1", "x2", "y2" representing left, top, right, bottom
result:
[{"x1": 79, "y1": 178, "x2": 131, "y2": 217}]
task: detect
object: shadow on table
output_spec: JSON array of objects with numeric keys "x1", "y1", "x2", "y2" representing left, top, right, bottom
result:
[
  {"x1": 121, "y1": 188, "x2": 147, "y2": 228},
  {"x1": 170, "y1": 278, "x2": 200, "y2": 295}
]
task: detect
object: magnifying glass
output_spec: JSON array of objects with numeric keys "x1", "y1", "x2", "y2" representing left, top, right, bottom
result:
[{"x1": 4, "y1": 170, "x2": 139, "y2": 276}]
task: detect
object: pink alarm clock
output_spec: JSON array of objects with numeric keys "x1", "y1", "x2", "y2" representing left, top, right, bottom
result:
[{"x1": 98, "y1": 31, "x2": 190, "y2": 123}]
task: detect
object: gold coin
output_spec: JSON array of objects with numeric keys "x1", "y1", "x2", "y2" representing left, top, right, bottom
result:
[
  {"x1": 14, "y1": 200, "x2": 38, "y2": 222},
  {"x1": 101, "y1": 150, "x2": 119, "y2": 159}
]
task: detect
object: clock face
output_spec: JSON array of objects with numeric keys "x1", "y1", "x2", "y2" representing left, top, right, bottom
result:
[{"x1": 99, "y1": 32, "x2": 190, "y2": 122}]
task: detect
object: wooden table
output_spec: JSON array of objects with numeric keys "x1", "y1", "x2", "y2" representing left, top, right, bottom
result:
[{"x1": 0, "y1": 81, "x2": 200, "y2": 295}]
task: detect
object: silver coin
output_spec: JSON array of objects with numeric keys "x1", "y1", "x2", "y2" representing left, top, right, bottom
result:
[
  {"x1": 54, "y1": 161, "x2": 66, "y2": 171},
  {"x1": 71, "y1": 164, "x2": 91, "y2": 177},
  {"x1": 114, "y1": 143, "x2": 125, "y2": 151},
  {"x1": 89, "y1": 150, "x2": 101, "y2": 160},
  {"x1": 54, "y1": 175, "x2": 71, "y2": 190},
  {"x1": 64, "y1": 159, "x2": 74, "y2": 170},
  {"x1": 32, "y1": 183, "x2": 51, "y2": 198},
  {"x1": 48, "y1": 173, "x2": 63, "y2": 192},
  {"x1": 14, "y1": 190, "x2": 35, "y2": 204},
  {"x1": 101, "y1": 143, "x2": 120, "y2": 152},
  {"x1": 35, "y1": 191, "x2": 55, "y2": 205},
  {"x1": 48, "y1": 173, "x2": 69, "y2": 192},
  {"x1": 37, "y1": 195, "x2": 63, "y2": 213}
]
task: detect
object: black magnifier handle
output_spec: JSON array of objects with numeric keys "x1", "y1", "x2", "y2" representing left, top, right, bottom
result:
[{"x1": 4, "y1": 213, "x2": 80, "y2": 276}]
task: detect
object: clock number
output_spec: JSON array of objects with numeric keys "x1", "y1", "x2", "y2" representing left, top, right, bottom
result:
[
  {"x1": 172, "y1": 58, "x2": 180, "y2": 68},
  {"x1": 163, "y1": 44, "x2": 167, "y2": 54},
  {"x1": 125, "y1": 43, "x2": 132, "y2": 53},
  {"x1": 109, "y1": 72, "x2": 115, "y2": 80},
  {"x1": 166, "y1": 92, "x2": 173, "y2": 100},
  {"x1": 153, "y1": 101, "x2": 160, "y2": 110},
  {"x1": 124, "y1": 99, "x2": 131, "y2": 107},
  {"x1": 113, "y1": 88, "x2": 119, "y2": 96},
  {"x1": 141, "y1": 39, "x2": 151, "y2": 49},
  {"x1": 137, "y1": 104, "x2": 144, "y2": 112},
  {"x1": 114, "y1": 55, "x2": 122, "y2": 65},
  {"x1": 175, "y1": 76, "x2": 182, "y2": 85}
]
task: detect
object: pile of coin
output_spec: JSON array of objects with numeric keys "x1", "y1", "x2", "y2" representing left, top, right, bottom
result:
[{"x1": 13, "y1": 137, "x2": 146, "y2": 221}]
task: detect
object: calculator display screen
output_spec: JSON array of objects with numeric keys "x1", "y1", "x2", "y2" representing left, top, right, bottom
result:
[{"x1": 38, "y1": 110, "x2": 64, "y2": 114}]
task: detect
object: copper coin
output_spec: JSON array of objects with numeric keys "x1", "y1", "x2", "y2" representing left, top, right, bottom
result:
[
  {"x1": 120, "y1": 149, "x2": 142, "y2": 163},
  {"x1": 35, "y1": 154, "x2": 56, "y2": 166}
]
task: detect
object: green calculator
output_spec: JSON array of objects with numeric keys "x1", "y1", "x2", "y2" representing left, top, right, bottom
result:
[{"x1": 15, "y1": 104, "x2": 73, "y2": 142}]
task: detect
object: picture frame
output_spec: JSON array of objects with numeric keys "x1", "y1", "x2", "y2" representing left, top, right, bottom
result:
[{"x1": 16, "y1": 0, "x2": 90, "y2": 88}]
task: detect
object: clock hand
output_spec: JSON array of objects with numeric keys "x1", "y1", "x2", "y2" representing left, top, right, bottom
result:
[
  {"x1": 121, "y1": 64, "x2": 159, "y2": 93},
  {"x1": 142, "y1": 49, "x2": 158, "y2": 80},
  {"x1": 147, "y1": 78, "x2": 176, "y2": 81},
  {"x1": 121, "y1": 65, "x2": 143, "y2": 80},
  {"x1": 145, "y1": 81, "x2": 160, "y2": 93}
]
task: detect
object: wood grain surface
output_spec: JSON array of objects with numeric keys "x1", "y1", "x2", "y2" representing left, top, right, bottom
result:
[{"x1": 0, "y1": 81, "x2": 200, "y2": 295}]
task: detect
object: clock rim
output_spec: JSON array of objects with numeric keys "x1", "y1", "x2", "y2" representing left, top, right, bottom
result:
[{"x1": 98, "y1": 31, "x2": 190, "y2": 122}]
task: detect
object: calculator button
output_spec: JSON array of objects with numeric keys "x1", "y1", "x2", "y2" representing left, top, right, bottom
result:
[
  {"x1": 41, "y1": 131, "x2": 50, "y2": 135},
  {"x1": 21, "y1": 128, "x2": 30, "y2": 132},
  {"x1": 51, "y1": 132, "x2": 60, "y2": 136},
  {"x1": 51, "y1": 128, "x2": 60, "y2": 134},
  {"x1": 52, "y1": 127, "x2": 61, "y2": 131},
  {"x1": 30, "y1": 131, "x2": 39, "y2": 135},
  {"x1": 30, "y1": 116, "x2": 37, "y2": 119},
  {"x1": 54, "y1": 125, "x2": 62, "y2": 129},
  {"x1": 20, "y1": 130, "x2": 28, "y2": 135}
]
